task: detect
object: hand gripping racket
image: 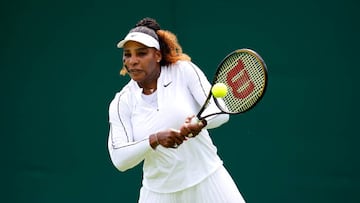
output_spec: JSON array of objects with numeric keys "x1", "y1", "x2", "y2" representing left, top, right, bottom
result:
[{"x1": 192, "y1": 48, "x2": 268, "y2": 124}]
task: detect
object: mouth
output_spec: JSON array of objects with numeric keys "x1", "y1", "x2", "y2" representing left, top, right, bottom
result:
[{"x1": 127, "y1": 69, "x2": 143, "y2": 74}]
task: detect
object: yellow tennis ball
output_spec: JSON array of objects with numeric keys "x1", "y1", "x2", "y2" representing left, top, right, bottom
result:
[{"x1": 212, "y1": 83, "x2": 228, "y2": 98}]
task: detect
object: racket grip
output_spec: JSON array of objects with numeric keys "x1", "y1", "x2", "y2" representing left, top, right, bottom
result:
[{"x1": 190, "y1": 117, "x2": 200, "y2": 125}]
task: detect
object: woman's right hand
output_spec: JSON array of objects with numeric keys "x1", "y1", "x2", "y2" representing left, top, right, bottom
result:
[{"x1": 150, "y1": 129, "x2": 187, "y2": 149}]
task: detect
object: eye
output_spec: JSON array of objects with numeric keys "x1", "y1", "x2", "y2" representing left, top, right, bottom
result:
[
  {"x1": 123, "y1": 52, "x2": 131, "y2": 58},
  {"x1": 136, "y1": 47, "x2": 150, "y2": 57},
  {"x1": 137, "y1": 51, "x2": 147, "y2": 57}
]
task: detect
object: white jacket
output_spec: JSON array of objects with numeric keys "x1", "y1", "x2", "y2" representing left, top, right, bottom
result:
[{"x1": 108, "y1": 60, "x2": 229, "y2": 193}]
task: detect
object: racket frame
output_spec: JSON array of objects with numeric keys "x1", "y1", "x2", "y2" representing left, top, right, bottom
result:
[{"x1": 196, "y1": 48, "x2": 268, "y2": 121}]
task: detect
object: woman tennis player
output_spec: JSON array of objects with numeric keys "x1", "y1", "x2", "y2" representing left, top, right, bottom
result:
[{"x1": 107, "y1": 17, "x2": 246, "y2": 203}]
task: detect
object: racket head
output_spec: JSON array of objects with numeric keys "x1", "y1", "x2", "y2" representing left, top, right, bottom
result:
[{"x1": 212, "y1": 48, "x2": 268, "y2": 114}]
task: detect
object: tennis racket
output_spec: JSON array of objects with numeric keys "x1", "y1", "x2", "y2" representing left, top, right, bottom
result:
[{"x1": 192, "y1": 48, "x2": 268, "y2": 124}]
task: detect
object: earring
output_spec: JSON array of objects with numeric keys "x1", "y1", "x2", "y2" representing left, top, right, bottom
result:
[{"x1": 120, "y1": 66, "x2": 127, "y2": 76}]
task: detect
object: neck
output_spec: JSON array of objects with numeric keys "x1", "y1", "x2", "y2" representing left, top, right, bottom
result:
[
  {"x1": 142, "y1": 87, "x2": 156, "y2": 95},
  {"x1": 143, "y1": 87, "x2": 155, "y2": 93},
  {"x1": 140, "y1": 67, "x2": 160, "y2": 94}
]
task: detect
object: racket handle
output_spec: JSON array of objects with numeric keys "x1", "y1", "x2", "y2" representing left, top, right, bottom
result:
[{"x1": 190, "y1": 117, "x2": 200, "y2": 125}]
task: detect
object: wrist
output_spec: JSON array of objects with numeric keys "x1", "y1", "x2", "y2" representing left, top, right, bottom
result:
[
  {"x1": 200, "y1": 119, "x2": 207, "y2": 127},
  {"x1": 150, "y1": 133, "x2": 160, "y2": 149}
]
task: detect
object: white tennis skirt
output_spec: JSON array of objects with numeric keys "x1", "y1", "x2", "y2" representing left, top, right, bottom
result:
[{"x1": 138, "y1": 165, "x2": 246, "y2": 203}]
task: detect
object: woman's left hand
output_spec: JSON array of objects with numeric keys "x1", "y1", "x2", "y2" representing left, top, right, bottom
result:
[{"x1": 179, "y1": 115, "x2": 207, "y2": 138}]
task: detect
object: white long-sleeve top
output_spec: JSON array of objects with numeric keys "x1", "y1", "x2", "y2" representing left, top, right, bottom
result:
[{"x1": 108, "y1": 60, "x2": 229, "y2": 193}]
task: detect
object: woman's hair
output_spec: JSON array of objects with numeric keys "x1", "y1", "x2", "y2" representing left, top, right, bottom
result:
[{"x1": 120, "y1": 17, "x2": 190, "y2": 75}]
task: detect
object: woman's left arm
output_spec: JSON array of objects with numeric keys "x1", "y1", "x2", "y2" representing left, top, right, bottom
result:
[{"x1": 183, "y1": 61, "x2": 229, "y2": 129}]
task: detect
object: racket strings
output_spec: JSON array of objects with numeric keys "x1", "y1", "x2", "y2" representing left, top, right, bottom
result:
[{"x1": 215, "y1": 52, "x2": 266, "y2": 113}]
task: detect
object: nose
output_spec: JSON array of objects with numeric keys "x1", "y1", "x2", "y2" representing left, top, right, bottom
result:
[{"x1": 126, "y1": 55, "x2": 139, "y2": 67}]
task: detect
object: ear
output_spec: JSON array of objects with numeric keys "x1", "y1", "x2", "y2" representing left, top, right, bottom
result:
[{"x1": 155, "y1": 50, "x2": 162, "y2": 63}]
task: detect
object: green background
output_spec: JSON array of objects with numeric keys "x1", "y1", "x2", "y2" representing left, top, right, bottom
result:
[{"x1": 1, "y1": 0, "x2": 359, "y2": 202}]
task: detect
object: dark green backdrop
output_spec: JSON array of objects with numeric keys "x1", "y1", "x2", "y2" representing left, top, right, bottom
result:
[{"x1": 1, "y1": 0, "x2": 359, "y2": 202}]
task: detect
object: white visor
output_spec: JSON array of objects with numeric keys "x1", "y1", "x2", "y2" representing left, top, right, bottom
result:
[{"x1": 117, "y1": 32, "x2": 160, "y2": 50}]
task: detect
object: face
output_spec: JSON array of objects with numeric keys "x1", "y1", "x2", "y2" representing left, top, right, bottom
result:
[{"x1": 123, "y1": 41, "x2": 161, "y2": 85}]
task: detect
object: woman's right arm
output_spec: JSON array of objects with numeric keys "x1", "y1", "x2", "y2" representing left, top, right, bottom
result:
[{"x1": 107, "y1": 93, "x2": 153, "y2": 172}]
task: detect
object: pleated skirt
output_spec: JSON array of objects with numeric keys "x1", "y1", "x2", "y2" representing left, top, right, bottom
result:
[{"x1": 138, "y1": 165, "x2": 246, "y2": 203}]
